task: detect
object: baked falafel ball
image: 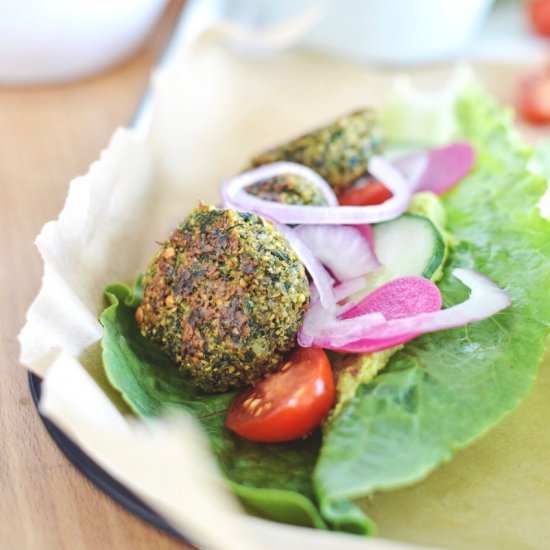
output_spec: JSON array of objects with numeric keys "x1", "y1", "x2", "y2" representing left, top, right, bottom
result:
[
  {"x1": 246, "y1": 174, "x2": 328, "y2": 206},
  {"x1": 250, "y1": 109, "x2": 382, "y2": 195},
  {"x1": 136, "y1": 204, "x2": 310, "y2": 393}
]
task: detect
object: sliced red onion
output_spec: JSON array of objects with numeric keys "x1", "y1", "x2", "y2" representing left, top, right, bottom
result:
[
  {"x1": 299, "y1": 268, "x2": 511, "y2": 352},
  {"x1": 309, "y1": 282, "x2": 319, "y2": 305},
  {"x1": 333, "y1": 276, "x2": 368, "y2": 303},
  {"x1": 221, "y1": 157, "x2": 412, "y2": 224},
  {"x1": 366, "y1": 268, "x2": 511, "y2": 337},
  {"x1": 353, "y1": 224, "x2": 374, "y2": 247},
  {"x1": 221, "y1": 161, "x2": 338, "y2": 209},
  {"x1": 272, "y1": 222, "x2": 336, "y2": 312},
  {"x1": 292, "y1": 224, "x2": 380, "y2": 281},
  {"x1": 301, "y1": 278, "x2": 371, "y2": 346},
  {"x1": 299, "y1": 294, "x2": 384, "y2": 348},
  {"x1": 395, "y1": 142, "x2": 475, "y2": 195},
  {"x1": 394, "y1": 152, "x2": 429, "y2": 187}
]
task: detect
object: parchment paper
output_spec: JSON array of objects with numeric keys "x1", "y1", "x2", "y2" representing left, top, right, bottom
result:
[{"x1": 19, "y1": 24, "x2": 550, "y2": 550}]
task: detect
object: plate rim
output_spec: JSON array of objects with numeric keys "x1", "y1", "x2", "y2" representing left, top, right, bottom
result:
[{"x1": 28, "y1": 371, "x2": 195, "y2": 548}]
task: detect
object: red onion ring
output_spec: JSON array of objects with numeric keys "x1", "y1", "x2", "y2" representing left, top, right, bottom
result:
[
  {"x1": 272, "y1": 222, "x2": 336, "y2": 312},
  {"x1": 299, "y1": 298, "x2": 384, "y2": 348},
  {"x1": 334, "y1": 278, "x2": 367, "y2": 303},
  {"x1": 221, "y1": 157, "x2": 412, "y2": 224},
  {"x1": 396, "y1": 142, "x2": 475, "y2": 195},
  {"x1": 293, "y1": 224, "x2": 380, "y2": 281},
  {"x1": 221, "y1": 161, "x2": 338, "y2": 210}
]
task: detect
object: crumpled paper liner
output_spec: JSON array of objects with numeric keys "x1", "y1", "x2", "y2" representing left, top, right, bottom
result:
[
  {"x1": 19, "y1": 24, "x2": 550, "y2": 550},
  {"x1": 19, "y1": 130, "x2": 155, "y2": 375}
]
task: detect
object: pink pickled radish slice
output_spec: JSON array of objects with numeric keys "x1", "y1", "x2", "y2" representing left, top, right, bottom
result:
[
  {"x1": 299, "y1": 268, "x2": 511, "y2": 353},
  {"x1": 396, "y1": 142, "x2": 475, "y2": 195}
]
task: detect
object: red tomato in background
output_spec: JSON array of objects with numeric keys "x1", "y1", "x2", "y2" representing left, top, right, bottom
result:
[
  {"x1": 528, "y1": 0, "x2": 550, "y2": 36},
  {"x1": 226, "y1": 347, "x2": 335, "y2": 442},
  {"x1": 517, "y1": 70, "x2": 550, "y2": 125},
  {"x1": 338, "y1": 180, "x2": 393, "y2": 206}
]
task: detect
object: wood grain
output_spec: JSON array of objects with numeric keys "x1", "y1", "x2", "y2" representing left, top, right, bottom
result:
[
  {"x1": 0, "y1": 3, "x2": 547, "y2": 548},
  {"x1": 0, "y1": 2, "x2": 192, "y2": 549}
]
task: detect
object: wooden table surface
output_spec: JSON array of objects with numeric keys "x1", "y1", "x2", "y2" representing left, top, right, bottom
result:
[
  {"x1": 1, "y1": 3, "x2": 192, "y2": 549},
  {"x1": 1, "y1": 3, "x2": 548, "y2": 549}
]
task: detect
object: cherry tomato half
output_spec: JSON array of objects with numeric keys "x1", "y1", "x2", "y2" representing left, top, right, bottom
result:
[
  {"x1": 338, "y1": 180, "x2": 393, "y2": 206},
  {"x1": 528, "y1": 0, "x2": 550, "y2": 37},
  {"x1": 226, "y1": 347, "x2": 335, "y2": 442},
  {"x1": 517, "y1": 70, "x2": 550, "y2": 125}
]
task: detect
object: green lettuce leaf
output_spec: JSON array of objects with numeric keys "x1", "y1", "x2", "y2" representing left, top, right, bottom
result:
[
  {"x1": 101, "y1": 283, "x2": 337, "y2": 531},
  {"x1": 531, "y1": 142, "x2": 550, "y2": 220},
  {"x1": 314, "y1": 89, "x2": 550, "y2": 507}
]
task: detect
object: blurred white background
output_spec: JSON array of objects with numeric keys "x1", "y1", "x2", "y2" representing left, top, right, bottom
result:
[{"x1": 0, "y1": 0, "x2": 547, "y2": 85}]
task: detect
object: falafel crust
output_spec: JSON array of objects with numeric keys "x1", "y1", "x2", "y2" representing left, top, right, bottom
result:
[
  {"x1": 250, "y1": 109, "x2": 382, "y2": 195},
  {"x1": 247, "y1": 174, "x2": 328, "y2": 206},
  {"x1": 136, "y1": 204, "x2": 310, "y2": 393}
]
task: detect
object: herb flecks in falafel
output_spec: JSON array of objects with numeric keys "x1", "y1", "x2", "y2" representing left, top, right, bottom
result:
[
  {"x1": 250, "y1": 109, "x2": 382, "y2": 195},
  {"x1": 247, "y1": 174, "x2": 329, "y2": 206},
  {"x1": 136, "y1": 204, "x2": 310, "y2": 393}
]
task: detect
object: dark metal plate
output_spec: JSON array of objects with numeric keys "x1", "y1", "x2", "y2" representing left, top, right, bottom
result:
[{"x1": 28, "y1": 372, "x2": 194, "y2": 547}]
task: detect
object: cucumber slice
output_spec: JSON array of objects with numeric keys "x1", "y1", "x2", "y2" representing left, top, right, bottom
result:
[
  {"x1": 357, "y1": 213, "x2": 446, "y2": 299},
  {"x1": 373, "y1": 213, "x2": 446, "y2": 282}
]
